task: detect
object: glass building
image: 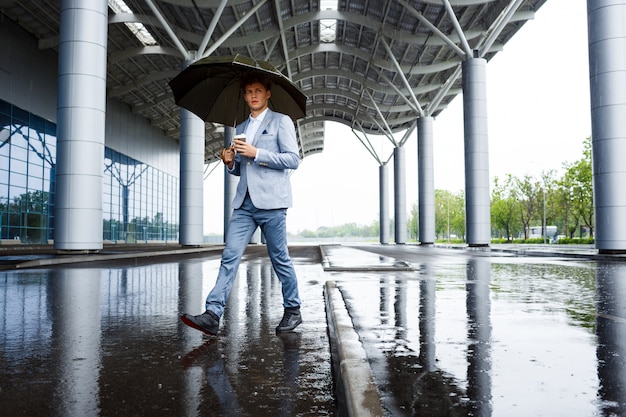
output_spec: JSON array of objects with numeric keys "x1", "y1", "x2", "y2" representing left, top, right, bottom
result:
[{"x1": 0, "y1": 98, "x2": 179, "y2": 244}]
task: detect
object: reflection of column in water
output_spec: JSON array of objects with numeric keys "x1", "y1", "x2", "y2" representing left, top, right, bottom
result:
[
  {"x1": 246, "y1": 263, "x2": 261, "y2": 336},
  {"x1": 261, "y1": 263, "x2": 272, "y2": 330},
  {"x1": 178, "y1": 261, "x2": 205, "y2": 416},
  {"x1": 419, "y1": 266, "x2": 436, "y2": 372},
  {"x1": 394, "y1": 275, "x2": 407, "y2": 340},
  {"x1": 50, "y1": 269, "x2": 102, "y2": 416},
  {"x1": 379, "y1": 277, "x2": 389, "y2": 325},
  {"x1": 465, "y1": 258, "x2": 492, "y2": 416},
  {"x1": 178, "y1": 261, "x2": 205, "y2": 335},
  {"x1": 596, "y1": 262, "x2": 626, "y2": 414},
  {"x1": 225, "y1": 268, "x2": 242, "y2": 372},
  {"x1": 277, "y1": 332, "x2": 301, "y2": 417}
]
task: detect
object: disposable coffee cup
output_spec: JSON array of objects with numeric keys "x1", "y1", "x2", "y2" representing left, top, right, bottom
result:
[{"x1": 233, "y1": 133, "x2": 246, "y2": 143}]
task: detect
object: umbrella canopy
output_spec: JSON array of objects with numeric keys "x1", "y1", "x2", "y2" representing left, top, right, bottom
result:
[{"x1": 168, "y1": 54, "x2": 307, "y2": 126}]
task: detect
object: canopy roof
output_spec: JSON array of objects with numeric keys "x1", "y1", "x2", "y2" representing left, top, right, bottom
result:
[{"x1": 1, "y1": 0, "x2": 547, "y2": 163}]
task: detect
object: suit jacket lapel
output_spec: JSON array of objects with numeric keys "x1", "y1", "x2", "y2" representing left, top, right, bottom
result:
[
  {"x1": 251, "y1": 109, "x2": 273, "y2": 145},
  {"x1": 237, "y1": 119, "x2": 249, "y2": 137}
]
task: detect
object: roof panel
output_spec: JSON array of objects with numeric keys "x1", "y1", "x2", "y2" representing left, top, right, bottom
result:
[{"x1": 0, "y1": 0, "x2": 548, "y2": 163}]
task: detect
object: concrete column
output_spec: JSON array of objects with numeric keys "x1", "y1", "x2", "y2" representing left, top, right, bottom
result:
[
  {"x1": 418, "y1": 116, "x2": 435, "y2": 245},
  {"x1": 394, "y1": 146, "x2": 407, "y2": 244},
  {"x1": 179, "y1": 55, "x2": 205, "y2": 246},
  {"x1": 379, "y1": 164, "x2": 390, "y2": 244},
  {"x1": 54, "y1": 0, "x2": 108, "y2": 251},
  {"x1": 462, "y1": 57, "x2": 491, "y2": 246},
  {"x1": 587, "y1": 1, "x2": 626, "y2": 253},
  {"x1": 223, "y1": 126, "x2": 236, "y2": 240}
]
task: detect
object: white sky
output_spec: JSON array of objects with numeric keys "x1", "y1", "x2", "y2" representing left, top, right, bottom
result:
[{"x1": 204, "y1": 0, "x2": 591, "y2": 235}]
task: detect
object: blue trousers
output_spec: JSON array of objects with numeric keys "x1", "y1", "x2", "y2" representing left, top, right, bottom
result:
[{"x1": 205, "y1": 195, "x2": 301, "y2": 317}]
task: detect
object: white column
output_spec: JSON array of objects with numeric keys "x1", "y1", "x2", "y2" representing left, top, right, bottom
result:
[
  {"x1": 418, "y1": 116, "x2": 435, "y2": 245},
  {"x1": 223, "y1": 126, "x2": 237, "y2": 241},
  {"x1": 54, "y1": 0, "x2": 108, "y2": 250},
  {"x1": 379, "y1": 164, "x2": 390, "y2": 244},
  {"x1": 462, "y1": 57, "x2": 491, "y2": 247},
  {"x1": 587, "y1": 0, "x2": 626, "y2": 252},
  {"x1": 179, "y1": 55, "x2": 205, "y2": 246},
  {"x1": 394, "y1": 146, "x2": 407, "y2": 244}
]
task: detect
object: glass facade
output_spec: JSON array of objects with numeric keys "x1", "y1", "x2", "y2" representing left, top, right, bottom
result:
[{"x1": 0, "y1": 98, "x2": 179, "y2": 244}]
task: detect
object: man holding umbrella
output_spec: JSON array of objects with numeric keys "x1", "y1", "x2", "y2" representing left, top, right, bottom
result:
[{"x1": 181, "y1": 71, "x2": 302, "y2": 335}]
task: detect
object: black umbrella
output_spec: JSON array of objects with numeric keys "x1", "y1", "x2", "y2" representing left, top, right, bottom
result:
[{"x1": 168, "y1": 54, "x2": 307, "y2": 126}]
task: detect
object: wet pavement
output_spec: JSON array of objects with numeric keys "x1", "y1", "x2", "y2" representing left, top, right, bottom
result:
[
  {"x1": 1, "y1": 243, "x2": 625, "y2": 416},
  {"x1": 0, "y1": 246, "x2": 334, "y2": 417}
]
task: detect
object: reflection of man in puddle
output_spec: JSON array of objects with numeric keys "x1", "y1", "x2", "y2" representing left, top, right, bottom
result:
[
  {"x1": 205, "y1": 350, "x2": 242, "y2": 416},
  {"x1": 181, "y1": 340, "x2": 242, "y2": 415},
  {"x1": 276, "y1": 332, "x2": 301, "y2": 416},
  {"x1": 182, "y1": 334, "x2": 301, "y2": 416}
]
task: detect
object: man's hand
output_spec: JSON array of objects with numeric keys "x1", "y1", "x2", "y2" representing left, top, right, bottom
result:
[
  {"x1": 221, "y1": 146, "x2": 235, "y2": 169},
  {"x1": 233, "y1": 139, "x2": 258, "y2": 159}
]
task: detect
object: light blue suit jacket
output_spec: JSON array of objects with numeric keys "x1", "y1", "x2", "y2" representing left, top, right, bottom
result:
[{"x1": 229, "y1": 109, "x2": 300, "y2": 210}]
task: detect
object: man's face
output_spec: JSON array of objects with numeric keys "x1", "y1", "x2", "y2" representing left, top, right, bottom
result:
[{"x1": 243, "y1": 81, "x2": 271, "y2": 115}]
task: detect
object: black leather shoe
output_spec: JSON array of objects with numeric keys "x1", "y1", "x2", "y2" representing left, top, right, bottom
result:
[
  {"x1": 181, "y1": 310, "x2": 220, "y2": 335},
  {"x1": 276, "y1": 308, "x2": 302, "y2": 333}
]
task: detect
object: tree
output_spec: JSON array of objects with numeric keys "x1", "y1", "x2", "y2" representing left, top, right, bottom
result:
[
  {"x1": 491, "y1": 174, "x2": 520, "y2": 240},
  {"x1": 515, "y1": 175, "x2": 542, "y2": 239},
  {"x1": 434, "y1": 189, "x2": 453, "y2": 240},
  {"x1": 564, "y1": 137, "x2": 593, "y2": 237},
  {"x1": 555, "y1": 170, "x2": 578, "y2": 238},
  {"x1": 540, "y1": 169, "x2": 559, "y2": 239},
  {"x1": 408, "y1": 202, "x2": 418, "y2": 240},
  {"x1": 433, "y1": 190, "x2": 465, "y2": 241}
]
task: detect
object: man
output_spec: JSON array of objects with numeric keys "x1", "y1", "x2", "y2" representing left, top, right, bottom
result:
[{"x1": 181, "y1": 71, "x2": 302, "y2": 335}]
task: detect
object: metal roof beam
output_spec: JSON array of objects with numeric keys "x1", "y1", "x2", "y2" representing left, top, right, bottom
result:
[
  {"x1": 397, "y1": 0, "x2": 466, "y2": 59},
  {"x1": 365, "y1": 89, "x2": 397, "y2": 144},
  {"x1": 109, "y1": 70, "x2": 180, "y2": 97},
  {"x1": 197, "y1": 0, "x2": 228, "y2": 57},
  {"x1": 352, "y1": 125, "x2": 382, "y2": 165},
  {"x1": 273, "y1": 0, "x2": 292, "y2": 77},
  {"x1": 372, "y1": 71, "x2": 424, "y2": 113},
  {"x1": 270, "y1": 0, "x2": 303, "y2": 154},
  {"x1": 398, "y1": 120, "x2": 417, "y2": 147},
  {"x1": 426, "y1": 65, "x2": 462, "y2": 116},
  {"x1": 442, "y1": 0, "x2": 473, "y2": 57},
  {"x1": 363, "y1": 111, "x2": 397, "y2": 147},
  {"x1": 144, "y1": 0, "x2": 189, "y2": 60},
  {"x1": 381, "y1": 38, "x2": 425, "y2": 117},
  {"x1": 201, "y1": 0, "x2": 268, "y2": 58},
  {"x1": 478, "y1": 0, "x2": 525, "y2": 57}
]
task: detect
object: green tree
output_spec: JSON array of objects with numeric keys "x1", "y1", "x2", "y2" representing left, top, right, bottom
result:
[
  {"x1": 434, "y1": 190, "x2": 465, "y2": 241},
  {"x1": 515, "y1": 175, "x2": 542, "y2": 239},
  {"x1": 408, "y1": 202, "x2": 418, "y2": 240},
  {"x1": 563, "y1": 137, "x2": 594, "y2": 237},
  {"x1": 540, "y1": 169, "x2": 559, "y2": 238},
  {"x1": 555, "y1": 171, "x2": 578, "y2": 238},
  {"x1": 491, "y1": 174, "x2": 520, "y2": 240}
]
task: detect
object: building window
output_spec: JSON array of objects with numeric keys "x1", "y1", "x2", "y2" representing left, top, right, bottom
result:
[{"x1": 0, "y1": 98, "x2": 179, "y2": 244}]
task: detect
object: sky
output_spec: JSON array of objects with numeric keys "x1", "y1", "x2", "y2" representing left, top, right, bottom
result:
[{"x1": 203, "y1": 0, "x2": 592, "y2": 235}]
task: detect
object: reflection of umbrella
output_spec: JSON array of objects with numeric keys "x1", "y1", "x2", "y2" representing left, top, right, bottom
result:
[{"x1": 168, "y1": 54, "x2": 307, "y2": 126}]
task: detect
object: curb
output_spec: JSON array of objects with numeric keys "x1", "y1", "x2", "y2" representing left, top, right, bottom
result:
[
  {"x1": 2, "y1": 246, "x2": 224, "y2": 270},
  {"x1": 324, "y1": 280, "x2": 385, "y2": 417}
]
